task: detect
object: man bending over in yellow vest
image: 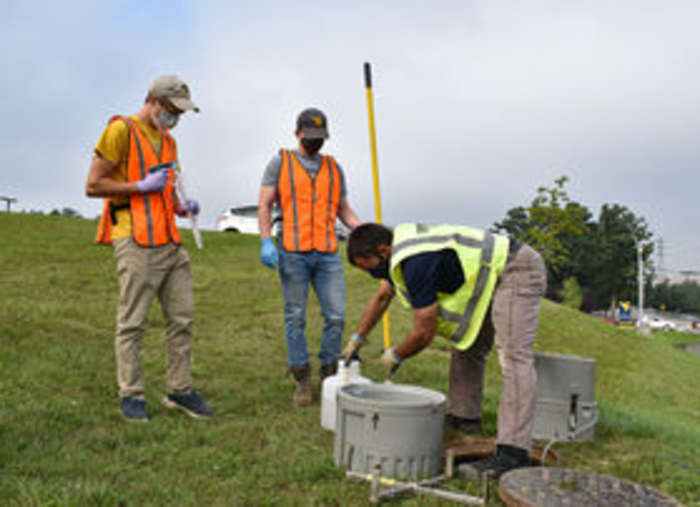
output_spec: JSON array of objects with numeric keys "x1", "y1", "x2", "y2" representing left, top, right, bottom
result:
[{"x1": 342, "y1": 223, "x2": 546, "y2": 479}]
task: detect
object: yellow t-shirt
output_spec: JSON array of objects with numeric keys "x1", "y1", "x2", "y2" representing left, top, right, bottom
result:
[{"x1": 94, "y1": 115, "x2": 167, "y2": 240}]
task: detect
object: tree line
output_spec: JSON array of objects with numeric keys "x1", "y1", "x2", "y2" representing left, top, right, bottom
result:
[
  {"x1": 493, "y1": 176, "x2": 654, "y2": 312},
  {"x1": 648, "y1": 281, "x2": 700, "y2": 315}
]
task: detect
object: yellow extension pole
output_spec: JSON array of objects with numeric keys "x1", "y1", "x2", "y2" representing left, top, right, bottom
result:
[{"x1": 364, "y1": 62, "x2": 391, "y2": 350}]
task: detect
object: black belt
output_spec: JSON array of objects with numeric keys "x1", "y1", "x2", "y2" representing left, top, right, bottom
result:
[
  {"x1": 507, "y1": 239, "x2": 523, "y2": 262},
  {"x1": 509, "y1": 239, "x2": 522, "y2": 254},
  {"x1": 110, "y1": 203, "x2": 130, "y2": 225}
]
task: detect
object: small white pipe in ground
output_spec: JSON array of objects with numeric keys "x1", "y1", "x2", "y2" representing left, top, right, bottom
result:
[
  {"x1": 347, "y1": 470, "x2": 484, "y2": 505},
  {"x1": 321, "y1": 361, "x2": 370, "y2": 431}
]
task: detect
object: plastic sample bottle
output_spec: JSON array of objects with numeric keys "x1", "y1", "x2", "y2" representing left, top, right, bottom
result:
[{"x1": 321, "y1": 361, "x2": 371, "y2": 431}]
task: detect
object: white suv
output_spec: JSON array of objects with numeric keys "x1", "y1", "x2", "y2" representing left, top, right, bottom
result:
[
  {"x1": 217, "y1": 206, "x2": 261, "y2": 234},
  {"x1": 642, "y1": 315, "x2": 677, "y2": 332},
  {"x1": 217, "y1": 205, "x2": 349, "y2": 240}
]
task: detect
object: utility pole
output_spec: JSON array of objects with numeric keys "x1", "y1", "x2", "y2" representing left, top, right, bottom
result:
[
  {"x1": 631, "y1": 236, "x2": 651, "y2": 335},
  {"x1": 636, "y1": 240, "x2": 644, "y2": 329}
]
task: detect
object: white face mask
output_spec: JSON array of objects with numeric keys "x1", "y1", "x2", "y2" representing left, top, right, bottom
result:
[{"x1": 154, "y1": 109, "x2": 179, "y2": 130}]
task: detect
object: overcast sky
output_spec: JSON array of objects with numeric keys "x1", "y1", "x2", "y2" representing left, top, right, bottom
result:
[{"x1": 2, "y1": 0, "x2": 699, "y2": 272}]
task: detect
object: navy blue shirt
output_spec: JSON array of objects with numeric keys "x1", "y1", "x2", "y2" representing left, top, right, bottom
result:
[{"x1": 400, "y1": 250, "x2": 465, "y2": 309}]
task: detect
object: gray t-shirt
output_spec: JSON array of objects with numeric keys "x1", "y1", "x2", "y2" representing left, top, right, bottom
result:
[{"x1": 261, "y1": 150, "x2": 347, "y2": 196}]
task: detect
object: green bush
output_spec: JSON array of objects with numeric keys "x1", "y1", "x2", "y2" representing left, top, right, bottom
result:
[{"x1": 560, "y1": 276, "x2": 583, "y2": 310}]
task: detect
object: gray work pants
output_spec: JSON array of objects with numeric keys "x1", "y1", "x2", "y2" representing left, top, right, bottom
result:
[
  {"x1": 448, "y1": 244, "x2": 546, "y2": 451},
  {"x1": 113, "y1": 238, "x2": 194, "y2": 399}
]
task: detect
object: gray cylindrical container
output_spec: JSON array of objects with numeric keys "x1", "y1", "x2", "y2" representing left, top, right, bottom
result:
[
  {"x1": 534, "y1": 351, "x2": 597, "y2": 442},
  {"x1": 334, "y1": 383, "x2": 446, "y2": 479}
]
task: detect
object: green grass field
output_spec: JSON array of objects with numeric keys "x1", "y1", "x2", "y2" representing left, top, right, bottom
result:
[{"x1": 1, "y1": 213, "x2": 699, "y2": 505}]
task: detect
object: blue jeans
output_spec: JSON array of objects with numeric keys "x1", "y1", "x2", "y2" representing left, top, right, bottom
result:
[{"x1": 278, "y1": 249, "x2": 346, "y2": 367}]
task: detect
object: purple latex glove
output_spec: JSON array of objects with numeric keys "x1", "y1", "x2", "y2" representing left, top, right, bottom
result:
[
  {"x1": 135, "y1": 169, "x2": 169, "y2": 193},
  {"x1": 176, "y1": 199, "x2": 200, "y2": 217}
]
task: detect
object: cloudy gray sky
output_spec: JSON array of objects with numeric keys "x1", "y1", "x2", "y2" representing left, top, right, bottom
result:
[{"x1": 2, "y1": 0, "x2": 699, "y2": 272}]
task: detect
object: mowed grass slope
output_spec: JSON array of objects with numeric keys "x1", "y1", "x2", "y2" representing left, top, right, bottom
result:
[{"x1": 1, "y1": 213, "x2": 698, "y2": 505}]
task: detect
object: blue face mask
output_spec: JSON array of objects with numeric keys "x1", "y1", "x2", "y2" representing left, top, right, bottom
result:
[{"x1": 156, "y1": 109, "x2": 179, "y2": 130}]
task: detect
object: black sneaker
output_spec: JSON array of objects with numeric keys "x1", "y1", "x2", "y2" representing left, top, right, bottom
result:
[
  {"x1": 444, "y1": 413, "x2": 482, "y2": 434},
  {"x1": 120, "y1": 397, "x2": 150, "y2": 423},
  {"x1": 163, "y1": 391, "x2": 214, "y2": 419},
  {"x1": 459, "y1": 444, "x2": 531, "y2": 480}
]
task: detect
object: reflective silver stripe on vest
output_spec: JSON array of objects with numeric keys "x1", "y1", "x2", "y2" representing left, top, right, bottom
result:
[
  {"x1": 131, "y1": 127, "x2": 155, "y2": 247},
  {"x1": 162, "y1": 136, "x2": 177, "y2": 244},
  {"x1": 394, "y1": 230, "x2": 496, "y2": 343},
  {"x1": 450, "y1": 232, "x2": 495, "y2": 342},
  {"x1": 326, "y1": 156, "x2": 334, "y2": 252},
  {"x1": 437, "y1": 307, "x2": 463, "y2": 323},
  {"x1": 285, "y1": 150, "x2": 301, "y2": 251},
  {"x1": 392, "y1": 234, "x2": 483, "y2": 259}
]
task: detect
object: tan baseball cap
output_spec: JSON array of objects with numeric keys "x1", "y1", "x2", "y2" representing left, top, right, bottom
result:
[{"x1": 149, "y1": 75, "x2": 200, "y2": 113}]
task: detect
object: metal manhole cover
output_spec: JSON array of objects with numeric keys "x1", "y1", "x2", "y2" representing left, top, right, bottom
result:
[{"x1": 499, "y1": 467, "x2": 683, "y2": 506}]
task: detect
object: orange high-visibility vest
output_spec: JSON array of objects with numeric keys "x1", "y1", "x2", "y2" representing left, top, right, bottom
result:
[
  {"x1": 277, "y1": 149, "x2": 342, "y2": 253},
  {"x1": 95, "y1": 116, "x2": 181, "y2": 247}
]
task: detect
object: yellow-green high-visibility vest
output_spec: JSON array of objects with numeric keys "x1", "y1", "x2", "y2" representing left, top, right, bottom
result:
[{"x1": 389, "y1": 223, "x2": 510, "y2": 351}]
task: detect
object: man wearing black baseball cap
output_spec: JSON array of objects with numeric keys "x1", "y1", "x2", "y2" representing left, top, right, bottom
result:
[
  {"x1": 296, "y1": 107, "x2": 329, "y2": 139},
  {"x1": 258, "y1": 107, "x2": 362, "y2": 406}
]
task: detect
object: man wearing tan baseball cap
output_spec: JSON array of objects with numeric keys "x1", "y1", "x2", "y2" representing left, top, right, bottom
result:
[
  {"x1": 86, "y1": 75, "x2": 213, "y2": 422},
  {"x1": 148, "y1": 75, "x2": 200, "y2": 114}
]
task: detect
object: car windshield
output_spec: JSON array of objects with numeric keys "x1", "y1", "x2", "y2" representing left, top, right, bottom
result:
[{"x1": 230, "y1": 207, "x2": 257, "y2": 217}]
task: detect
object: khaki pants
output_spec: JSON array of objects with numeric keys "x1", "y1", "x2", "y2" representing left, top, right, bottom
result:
[
  {"x1": 113, "y1": 238, "x2": 193, "y2": 399},
  {"x1": 449, "y1": 244, "x2": 546, "y2": 451}
]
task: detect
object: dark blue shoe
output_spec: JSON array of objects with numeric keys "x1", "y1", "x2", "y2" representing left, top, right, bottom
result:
[
  {"x1": 120, "y1": 397, "x2": 150, "y2": 422},
  {"x1": 163, "y1": 391, "x2": 214, "y2": 419}
]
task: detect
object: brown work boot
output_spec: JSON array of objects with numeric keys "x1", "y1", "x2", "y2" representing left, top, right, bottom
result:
[
  {"x1": 319, "y1": 362, "x2": 338, "y2": 391},
  {"x1": 290, "y1": 365, "x2": 312, "y2": 407}
]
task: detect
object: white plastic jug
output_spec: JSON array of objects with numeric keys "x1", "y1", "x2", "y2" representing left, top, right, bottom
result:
[{"x1": 321, "y1": 361, "x2": 371, "y2": 431}]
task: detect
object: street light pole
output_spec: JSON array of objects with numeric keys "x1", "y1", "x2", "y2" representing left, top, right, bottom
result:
[{"x1": 636, "y1": 241, "x2": 644, "y2": 329}]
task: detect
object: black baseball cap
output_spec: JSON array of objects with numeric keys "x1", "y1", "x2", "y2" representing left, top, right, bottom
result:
[{"x1": 296, "y1": 108, "x2": 329, "y2": 139}]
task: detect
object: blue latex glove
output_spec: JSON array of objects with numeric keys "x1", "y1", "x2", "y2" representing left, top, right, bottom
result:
[
  {"x1": 260, "y1": 237, "x2": 279, "y2": 269},
  {"x1": 176, "y1": 199, "x2": 200, "y2": 217},
  {"x1": 136, "y1": 169, "x2": 169, "y2": 193}
]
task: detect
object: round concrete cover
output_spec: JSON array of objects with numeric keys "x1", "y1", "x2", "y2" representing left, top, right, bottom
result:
[{"x1": 499, "y1": 467, "x2": 682, "y2": 506}]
